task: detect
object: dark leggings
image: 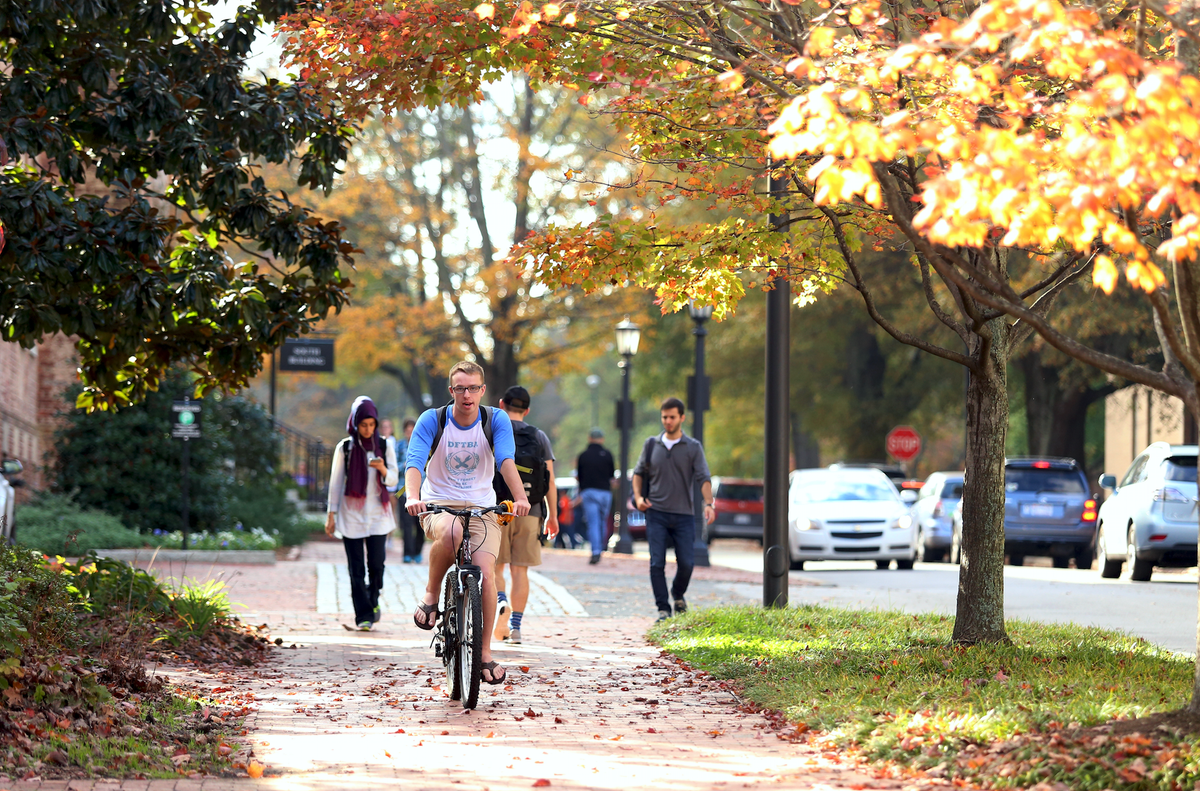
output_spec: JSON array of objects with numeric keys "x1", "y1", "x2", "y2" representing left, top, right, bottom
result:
[{"x1": 343, "y1": 534, "x2": 387, "y2": 624}]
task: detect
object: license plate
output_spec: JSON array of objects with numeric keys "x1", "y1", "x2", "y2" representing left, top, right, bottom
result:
[
  {"x1": 1021, "y1": 503, "x2": 1058, "y2": 518},
  {"x1": 734, "y1": 514, "x2": 752, "y2": 524}
]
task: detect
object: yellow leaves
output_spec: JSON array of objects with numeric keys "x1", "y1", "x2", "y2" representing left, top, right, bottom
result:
[
  {"x1": 1126, "y1": 260, "x2": 1168, "y2": 292},
  {"x1": 562, "y1": 11, "x2": 577, "y2": 26},
  {"x1": 473, "y1": 3, "x2": 495, "y2": 20},
  {"x1": 806, "y1": 27, "x2": 837, "y2": 57},
  {"x1": 543, "y1": 3, "x2": 561, "y2": 19},
  {"x1": 1093, "y1": 255, "x2": 1119, "y2": 295},
  {"x1": 718, "y1": 70, "x2": 745, "y2": 91}
]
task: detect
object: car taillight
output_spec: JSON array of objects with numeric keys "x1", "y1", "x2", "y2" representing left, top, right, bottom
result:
[
  {"x1": 1150, "y1": 534, "x2": 1168, "y2": 541},
  {"x1": 1082, "y1": 499, "x2": 1097, "y2": 522},
  {"x1": 932, "y1": 499, "x2": 944, "y2": 518},
  {"x1": 1153, "y1": 487, "x2": 1192, "y2": 503},
  {"x1": 1033, "y1": 461, "x2": 1051, "y2": 469}
]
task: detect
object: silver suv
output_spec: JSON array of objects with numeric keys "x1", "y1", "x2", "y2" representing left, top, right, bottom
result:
[
  {"x1": 1096, "y1": 443, "x2": 1198, "y2": 581},
  {"x1": 912, "y1": 472, "x2": 963, "y2": 562}
]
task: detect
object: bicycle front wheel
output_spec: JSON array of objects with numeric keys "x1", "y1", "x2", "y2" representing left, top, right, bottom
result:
[
  {"x1": 441, "y1": 568, "x2": 462, "y2": 701},
  {"x1": 458, "y1": 574, "x2": 483, "y2": 709}
]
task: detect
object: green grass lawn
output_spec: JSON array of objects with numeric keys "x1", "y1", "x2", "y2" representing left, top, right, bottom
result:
[{"x1": 650, "y1": 605, "x2": 1200, "y2": 790}]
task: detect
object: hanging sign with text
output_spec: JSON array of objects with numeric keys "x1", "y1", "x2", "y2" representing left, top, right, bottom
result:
[{"x1": 279, "y1": 338, "x2": 335, "y2": 372}]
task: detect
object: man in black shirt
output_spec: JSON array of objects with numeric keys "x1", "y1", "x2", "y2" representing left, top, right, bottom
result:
[{"x1": 576, "y1": 428, "x2": 616, "y2": 564}]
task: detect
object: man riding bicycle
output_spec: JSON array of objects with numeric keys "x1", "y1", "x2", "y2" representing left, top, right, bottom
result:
[{"x1": 405, "y1": 361, "x2": 531, "y2": 686}]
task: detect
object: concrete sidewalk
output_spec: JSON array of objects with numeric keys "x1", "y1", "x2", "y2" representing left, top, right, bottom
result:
[{"x1": 3, "y1": 543, "x2": 937, "y2": 790}]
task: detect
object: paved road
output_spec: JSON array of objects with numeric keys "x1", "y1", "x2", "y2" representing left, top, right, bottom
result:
[{"x1": 708, "y1": 540, "x2": 1200, "y2": 655}]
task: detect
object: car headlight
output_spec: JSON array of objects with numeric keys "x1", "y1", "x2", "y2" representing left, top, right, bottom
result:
[
  {"x1": 796, "y1": 518, "x2": 817, "y2": 531},
  {"x1": 893, "y1": 514, "x2": 912, "y2": 529}
]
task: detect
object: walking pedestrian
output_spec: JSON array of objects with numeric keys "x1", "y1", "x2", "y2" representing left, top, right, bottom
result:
[
  {"x1": 576, "y1": 428, "x2": 615, "y2": 563},
  {"x1": 492, "y1": 386, "x2": 558, "y2": 645},
  {"x1": 396, "y1": 417, "x2": 425, "y2": 563},
  {"x1": 632, "y1": 397, "x2": 714, "y2": 621},
  {"x1": 324, "y1": 396, "x2": 399, "y2": 631}
]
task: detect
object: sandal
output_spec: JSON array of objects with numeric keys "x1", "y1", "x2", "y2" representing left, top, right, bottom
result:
[
  {"x1": 481, "y1": 661, "x2": 507, "y2": 685},
  {"x1": 413, "y1": 601, "x2": 439, "y2": 631}
]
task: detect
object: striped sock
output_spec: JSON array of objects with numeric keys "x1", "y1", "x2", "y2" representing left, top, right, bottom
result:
[
  {"x1": 510, "y1": 611, "x2": 523, "y2": 629},
  {"x1": 497, "y1": 591, "x2": 508, "y2": 605}
]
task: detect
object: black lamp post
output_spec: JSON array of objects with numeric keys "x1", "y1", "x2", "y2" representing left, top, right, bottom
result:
[
  {"x1": 688, "y1": 300, "x2": 713, "y2": 567},
  {"x1": 613, "y1": 317, "x2": 641, "y2": 555},
  {"x1": 586, "y1": 374, "x2": 601, "y2": 428}
]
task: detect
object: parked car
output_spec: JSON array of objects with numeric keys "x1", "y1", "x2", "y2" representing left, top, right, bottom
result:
[
  {"x1": 912, "y1": 472, "x2": 964, "y2": 563},
  {"x1": 787, "y1": 466, "x2": 917, "y2": 570},
  {"x1": 1095, "y1": 442, "x2": 1198, "y2": 581},
  {"x1": 949, "y1": 457, "x2": 1096, "y2": 567},
  {"x1": 708, "y1": 476, "x2": 764, "y2": 542}
]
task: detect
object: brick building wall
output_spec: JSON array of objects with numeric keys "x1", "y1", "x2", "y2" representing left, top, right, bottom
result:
[{"x1": 0, "y1": 335, "x2": 78, "y2": 493}]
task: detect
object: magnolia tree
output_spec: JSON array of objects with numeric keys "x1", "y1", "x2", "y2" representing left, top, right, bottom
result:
[
  {"x1": 1, "y1": 0, "x2": 357, "y2": 410},
  {"x1": 283, "y1": 0, "x2": 1200, "y2": 668}
]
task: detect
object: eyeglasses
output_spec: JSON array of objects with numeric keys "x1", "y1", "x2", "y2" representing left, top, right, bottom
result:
[{"x1": 450, "y1": 385, "x2": 484, "y2": 395}]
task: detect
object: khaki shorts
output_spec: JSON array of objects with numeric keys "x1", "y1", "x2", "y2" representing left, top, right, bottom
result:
[
  {"x1": 496, "y1": 515, "x2": 543, "y2": 567},
  {"x1": 421, "y1": 501, "x2": 502, "y2": 559}
]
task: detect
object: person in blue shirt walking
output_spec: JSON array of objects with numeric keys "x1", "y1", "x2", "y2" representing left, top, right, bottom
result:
[{"x1": 404, "y1": 361, "x2": 530, "y2": 686}]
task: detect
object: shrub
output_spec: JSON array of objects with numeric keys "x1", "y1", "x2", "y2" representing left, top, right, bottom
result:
[
  {"x1": 0, "y1": 545, "x2": 79, "y2": 657},
  {"x1": 168, "y1": 579, "x2": 232, "y2": 638},
  {"x1": 226, "y1": 481, "x2": 303, "y2": 545},
  {"x1": 63, "y1": 553, "x2": 172, "y2": 616},
  {"x1": 157, "y1": 526, "x2": 279, "y2": 550},
  {"x1": 13, "y1": 495, "x2": 146, "y2": 556}
]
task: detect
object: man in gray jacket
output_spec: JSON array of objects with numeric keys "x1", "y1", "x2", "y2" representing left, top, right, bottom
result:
[{"x1": 633, "y1": 397, "x2": 714, "y2": 621}]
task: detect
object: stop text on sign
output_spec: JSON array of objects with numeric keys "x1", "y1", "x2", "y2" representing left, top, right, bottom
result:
[{"x1": 886, "y1": 426, "x2": 922, "y2": 462}]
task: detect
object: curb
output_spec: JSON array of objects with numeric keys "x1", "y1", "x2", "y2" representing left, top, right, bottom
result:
[{"x1": 95, "y1": 548, "x2": 277, "y2": 565}]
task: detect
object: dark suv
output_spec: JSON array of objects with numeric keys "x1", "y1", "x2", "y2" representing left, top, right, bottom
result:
[{"x1": 1001, "y1": 457, "x2": 1097, "y2": 568}]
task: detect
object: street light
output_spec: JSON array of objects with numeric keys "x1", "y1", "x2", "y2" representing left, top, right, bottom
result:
[
  {"x1": 687, "y1": 300, "x2": 713, "y2": 567},
  {"x1": 586, "y1": 374, "x2": 601, "y2": 428},
  {"x1": 614, "y1": 317, "x2": 641, "y2": 555}
]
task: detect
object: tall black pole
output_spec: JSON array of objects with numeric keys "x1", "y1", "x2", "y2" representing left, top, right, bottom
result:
[
  {"x1": 763, "y1": 166, "x2": 791, "y2": 608},
  {"x1": 269, "y1": 349, "x2": 277, "y2": 424},
  {"x1": 691, "y1": 319, "x2": 711, "y2": 567},
  {"x1": 181, "y1": 437, "x2": 190, "y2": 551},
  {"x1": 614, "y1": 355, "x2": 634, "y2": 554}
]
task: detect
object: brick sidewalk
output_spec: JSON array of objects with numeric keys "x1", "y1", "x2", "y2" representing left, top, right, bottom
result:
[{"x1": 2, "y1": 546, "x2": 937, "y2": 791}]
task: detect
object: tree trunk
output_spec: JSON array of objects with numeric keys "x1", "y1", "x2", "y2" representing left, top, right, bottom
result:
[
  {"x1": 790, "y1": 410, "x2": 820, "y2": 469},
  {"x1": 953, "y1": 325, "x2": 1011, "y2": 644},
  {"x1": 1019, "y1": 350, "x2": 1114, "y2": 477},
  {"x1": 486, "y1": 340, "x2": 520, "y2": 401}
]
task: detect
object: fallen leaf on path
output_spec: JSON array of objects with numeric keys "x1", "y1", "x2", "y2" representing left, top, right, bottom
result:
[
  {"x1": 247, "y1": 761, "x2": 264, "y2": 778},
  {"x1": 520, "y1": 666, "x2": 530, "y2": 673},
  {"x1": 524, "y1": 708, "x2": 540, "y2": 718},
  {"x1": 533, "y1": 780, "x2": 551, "y2": 787},
  {"x1": 393, "y1": 728, "x2": 405, "y2": 734},
  {"x1": 384, "y1": 751, "x2": 392, "y2": 758},
  {"x1": 487, "y1": 732, "x2": 495, "y2": 738}
]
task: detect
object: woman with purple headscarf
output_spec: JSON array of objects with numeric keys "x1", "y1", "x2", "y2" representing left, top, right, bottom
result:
[{"x1": 325, "y1": 396, "x2": 399, "y2": 630}]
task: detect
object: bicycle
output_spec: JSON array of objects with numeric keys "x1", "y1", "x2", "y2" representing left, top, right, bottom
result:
[{"x1": 422, "y1": 501, "x2": 513, "y2": 710}]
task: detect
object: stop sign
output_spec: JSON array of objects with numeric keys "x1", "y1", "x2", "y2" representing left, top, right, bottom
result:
[{"x1": 886, "y1": 425, "x2": 922, "y2": 462}]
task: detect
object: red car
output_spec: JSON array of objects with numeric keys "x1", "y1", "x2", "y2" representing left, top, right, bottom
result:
[{"x1": 707, "y1": 477, "x2": 764, "y2": 543}]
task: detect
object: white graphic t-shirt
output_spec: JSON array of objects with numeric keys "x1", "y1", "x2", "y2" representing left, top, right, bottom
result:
[{"x1": 417, "y1": 410, "x2": 511, "y2": 505}]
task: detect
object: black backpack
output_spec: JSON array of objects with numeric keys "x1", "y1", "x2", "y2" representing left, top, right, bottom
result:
[{"x1": 494, "y1": 423, "x2": 549, "y2": 507}]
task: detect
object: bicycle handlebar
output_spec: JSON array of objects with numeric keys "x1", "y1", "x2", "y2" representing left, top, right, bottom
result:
[{"x1": 421, "y1": 502, "x2": 512, "y2": 518}]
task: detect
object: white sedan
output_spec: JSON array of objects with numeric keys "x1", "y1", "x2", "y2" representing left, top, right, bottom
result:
[{"x1": 788, "y1": 467, "x2": 918, "y2": 570}]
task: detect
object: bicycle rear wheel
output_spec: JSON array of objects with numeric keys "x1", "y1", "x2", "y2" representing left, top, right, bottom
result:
[
  {"x1": 440, "y1": 568, "x2": 462, "y2": 701},
  {"x1": 458, "y1": 574, "x2": 483, "y2": 709}
]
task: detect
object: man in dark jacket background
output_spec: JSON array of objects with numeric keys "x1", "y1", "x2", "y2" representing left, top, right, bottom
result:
[
  {"x1": 633, "y1": 397, "x2": 713, "y2": 621},
  {"x1": 576, "y1": 428, "x2": 615, "y2": 564}
]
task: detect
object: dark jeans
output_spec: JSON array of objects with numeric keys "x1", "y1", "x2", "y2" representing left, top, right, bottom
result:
[
  {"x1": 343, "y1": 534, "x2": 387, "y2": 624},
  {"x1": 645, "y1": 508, "x2": 695, "y2": 614},
  {"x1": 399, "y1": 493, "x2": 424, "y2": 559}
]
